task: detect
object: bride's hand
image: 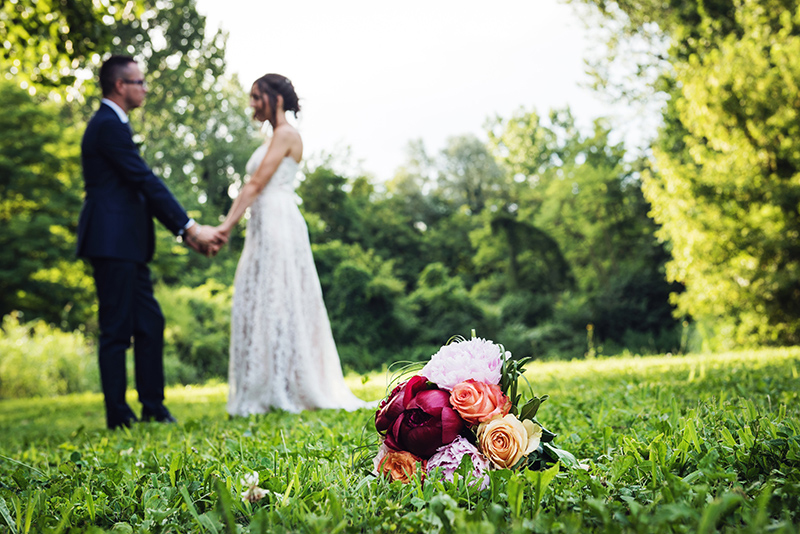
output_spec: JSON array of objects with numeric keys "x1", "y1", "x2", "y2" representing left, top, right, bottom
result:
[
  {"x1": 214, "y1": 225, "x2": 231, "y2": 243},
  {"x1": 188, "y1": 224, "x2": 229, "y2": 257},
  {"x1": 205, "y1": 226, "x2": 230, "y2": 257}
]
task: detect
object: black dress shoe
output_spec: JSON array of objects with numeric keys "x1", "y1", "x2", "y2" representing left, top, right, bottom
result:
[
  {"x1": 108, "y1": 416, "x2": 138, "y2": 430},
  {"x1": 158, "y1": 413, "x2": 178, "y2": 424},
  {"x1": 141, "y1": 410, "x2": 177, "y2": 424}
]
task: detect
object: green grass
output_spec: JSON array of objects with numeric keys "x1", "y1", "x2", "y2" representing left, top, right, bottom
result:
[{"x1": 1, "y1": 349, "x2": 799, "y2": 533}]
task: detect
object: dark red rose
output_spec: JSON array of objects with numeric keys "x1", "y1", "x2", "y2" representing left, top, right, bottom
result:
[{"x1": 374, "y1": 375, "x2": 464, "y2": 459}]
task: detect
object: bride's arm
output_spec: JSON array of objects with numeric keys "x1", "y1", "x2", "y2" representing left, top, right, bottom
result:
[{"x1": 217, "y1": 129, "x2": 293, "y2": 234}]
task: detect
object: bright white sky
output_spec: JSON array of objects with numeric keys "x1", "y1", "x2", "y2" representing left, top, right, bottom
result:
[{"x1": 194, "y1": 0, "x2": 644, "y2": 181}]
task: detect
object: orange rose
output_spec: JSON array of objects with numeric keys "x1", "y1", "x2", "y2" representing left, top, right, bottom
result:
[
  {"x1": 378, "y1": 449, "x2": 426, "y2": 483},
  {"x1": 450, "y1": 379, "x2": 511, "y2": 425},
  {"x1": 477, "y1": 414, "x2": 542, "y2": 469}
]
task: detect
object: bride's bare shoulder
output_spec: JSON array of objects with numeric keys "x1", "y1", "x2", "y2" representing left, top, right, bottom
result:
[
  {"x1": 273, "y1": 124, "x2": 300, "y2": 140},
  {"x1": 273, "y1": 125, "x2": 303, "y2": 160}
]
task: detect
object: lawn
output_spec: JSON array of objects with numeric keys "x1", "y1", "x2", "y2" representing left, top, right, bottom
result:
[{"x1": 1, "y1": 348, "x2": 799, "y2": 533}]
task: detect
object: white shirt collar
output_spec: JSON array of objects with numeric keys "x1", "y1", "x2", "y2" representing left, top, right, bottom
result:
[{"x1": 101, "y1": 98, "x2": 129, "y2": 124}]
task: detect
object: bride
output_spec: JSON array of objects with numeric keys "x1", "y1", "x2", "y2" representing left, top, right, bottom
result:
[{"x1": 216, "y1": 73, "x2": 370, "y2": 415}]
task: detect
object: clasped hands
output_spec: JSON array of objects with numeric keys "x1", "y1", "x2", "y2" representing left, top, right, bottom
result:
[{"x1": 185, "y1": 223, "x2": 228, "y2": 257}]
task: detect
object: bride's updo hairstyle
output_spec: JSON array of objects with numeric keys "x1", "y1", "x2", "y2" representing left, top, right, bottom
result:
[{"x1": 254, "y1": 73, "x2": 301, "y2": 121}]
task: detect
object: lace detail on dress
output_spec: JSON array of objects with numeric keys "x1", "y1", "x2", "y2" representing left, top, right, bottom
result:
[{"x1": 227, "y1": 149, "x2": 370, "y2": 415}]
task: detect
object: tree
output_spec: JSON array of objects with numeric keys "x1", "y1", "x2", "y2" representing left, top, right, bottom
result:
[
  {"x1": 0, "y1": 0, "x2": 259, "y2": 331},
  {"x1": 0, "y1": 0, "x2": 147, "y2": 94},
  {"x1": 47, "y1": 0, "x2": 263, "y2": 287},
  {"x1": 577, "y1": 0, "x2": 800, "y2": 347},
  {"x1": 487, "y1": 107, "x2": 677, "y2": 354},
  {"x1": 643, "y1": 0, "x2": 800, "y2": 346},
  {"x1": 436, "y1": 134, "x2": 509, "y2": 214},
  {"x1": 0, "y1": 80, "x2": 95, "y2": 329},
  {"x1": 298, "y1": 166, "x2": 355, "y2": 243}
]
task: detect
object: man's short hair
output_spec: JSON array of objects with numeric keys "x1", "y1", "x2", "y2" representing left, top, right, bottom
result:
[{"x1": 99, "y1": 56, "x2": 136, "y2": 96}]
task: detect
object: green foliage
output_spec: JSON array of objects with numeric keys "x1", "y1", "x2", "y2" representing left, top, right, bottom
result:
[
  {"x1": 0, "y1": 312, "x2": 98, "y2": 399},
  {"x1": 0, "y1": 0, "x2": 687, "y2": 368},
  {"x1": 298, "y1": 166, "x2": 353, "y2": 243},
  {"x1": 419, "y1": 206, "x2": 482, "y2": 287},
  {"x1": 436, "y1": 134, "x2": 509, "y2": 214},
  {"x1": 1, "y1": 348, "x2": 799, "y2": 532},
  {"x1": 0, "y1": 0, "x2": 258, "y2": 339},
  {"x1": 0, "y1": 0, "x2": 147, "y2": 92},
  {"x1": 0, "y1": 79, "x2": 95, "y2": 330},
  {"x1": 579, "y1": 0, "x2": 800, "y2": 347},
  {"x1": 486, "y1": 109, "x2": 679, "y2": 356},
  {"x1": 157, "y1": 281, "x2": 233, "y2": 383},
  {"x1": 644, "y1": 0, "x2": 800, "y2": 347},
  {"x1": 407, "y1": 263, "x2": 490, "y2": 346},
  {"x1": 300, "y1": 165, "x2": 429, "y2": 286},
  {"x1": 294, "y1": 113, "x2": 680, "y2": 364},
  {"x1": 312, "y1": 240, "x2": 417, "y2": 371}
]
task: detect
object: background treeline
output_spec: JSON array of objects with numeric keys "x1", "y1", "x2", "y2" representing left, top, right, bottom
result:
[{"x1": 3, "y1": 0, "x2": 798, "y2": 395}]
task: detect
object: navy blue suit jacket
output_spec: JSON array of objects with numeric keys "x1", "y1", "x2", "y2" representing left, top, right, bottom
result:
[{"x1": 77, "y1": 103, "x2": 189, "y2": 263}]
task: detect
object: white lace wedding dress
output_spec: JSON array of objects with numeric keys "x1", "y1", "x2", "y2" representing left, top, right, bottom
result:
[{"x1": 227, "y1": 144, "x2": 370, "y2": 415}]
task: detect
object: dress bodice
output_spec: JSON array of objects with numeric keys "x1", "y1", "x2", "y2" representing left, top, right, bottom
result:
[{"x1": 245, "y1": 144, "x2": 300, "y2": 193}]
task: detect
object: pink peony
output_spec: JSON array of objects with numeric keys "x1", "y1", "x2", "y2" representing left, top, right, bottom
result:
[
  {"x1": 427, "y1": 435, "x2": 490, "y2": 489},
  {"x1": 421, "y1": 338, "x2": 505, "y2": 390}
]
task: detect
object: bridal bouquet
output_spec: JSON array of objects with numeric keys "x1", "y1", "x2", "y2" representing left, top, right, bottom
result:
[{"x1": 373, "y1": 336, "x2": 576, "y2": 486}]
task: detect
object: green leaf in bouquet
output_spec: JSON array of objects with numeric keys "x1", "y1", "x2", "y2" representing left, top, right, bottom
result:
[
  {"x1": 519, "y1": 397, "x2": 542, "y2": 421},
  {"x1": 542, "y1": 443, "x2": 580, "y2": 469},
  {"x1": 501, "y1": 352, "x2": 537, "y2": 414},
  {"x1": 516, "y1": 355, "x2": 535, "y2": 369},
  {"x1": 533, "y1": 421, "x2": 557, "y2": 443}
]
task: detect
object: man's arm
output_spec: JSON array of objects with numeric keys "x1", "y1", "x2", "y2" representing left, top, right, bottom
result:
[
  {"x1": 96, "y1": 117, "x2": 227, "y2": 253},
  {"x1": 98, "y1": 118, "x2": 190, "y2": 235}
]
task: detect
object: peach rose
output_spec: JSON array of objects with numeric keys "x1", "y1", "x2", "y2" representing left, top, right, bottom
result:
[
  {"x1": 477, "y1": 414, "x2": 542, "y2": 469},
  {"x1": 378, "y1": 449, "x2": 427, "y2": 483},
  {"x1": 450, "y1": 379, "x2": 511, "y2": 425}
]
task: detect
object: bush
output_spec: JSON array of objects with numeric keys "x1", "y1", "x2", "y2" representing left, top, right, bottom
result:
[
  {"x1": 407, "y1": 263, "x2": 490, "y2": 346},
  {"x1": 156, "y1": 280, "x2": 233, "y2": 383},
  {"x1": 0, "y1": 312, "x2": 99, "y2": 398},
  {"x1": 337, "y1": 342, "x2": 441, "y2": 374},
  {"x1": 313, "y1": 240, "x2": 417, "y2": 366}
]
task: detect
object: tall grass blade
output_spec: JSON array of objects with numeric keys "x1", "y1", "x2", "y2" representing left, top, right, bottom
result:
[{"x1": 0, "y1": 497, "x2": 17, "y2": 534}]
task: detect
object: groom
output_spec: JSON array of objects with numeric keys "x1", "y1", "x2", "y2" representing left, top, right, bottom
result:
[{"x1": 77, "y1": 55, "x2": 226, "y2": 429}]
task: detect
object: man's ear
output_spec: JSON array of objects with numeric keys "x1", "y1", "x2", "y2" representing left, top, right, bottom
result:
[{"x1": 111, "y1": 78, "x2": 123, "y2": 96}]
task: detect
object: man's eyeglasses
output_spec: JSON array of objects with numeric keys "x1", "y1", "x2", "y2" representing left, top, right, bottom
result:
[{"x1": 122, "y1": 79, "x2": 146, "y2": 87}]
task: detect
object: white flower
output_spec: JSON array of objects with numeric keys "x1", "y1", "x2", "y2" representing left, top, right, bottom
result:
[
  {"x1": 421, "y1": 338, "x2": 505, "y2": 390},
  {"x1": 135, "y1": 461, "x2": 145, "y2": 468},
  {"x1": 241, "y1": 471, "x2": 267, "y2": 503}
]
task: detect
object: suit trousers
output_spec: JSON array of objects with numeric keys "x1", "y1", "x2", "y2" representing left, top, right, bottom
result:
[{"x1": 90, "y1": 258, "x2": 166, "y2": 428}]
